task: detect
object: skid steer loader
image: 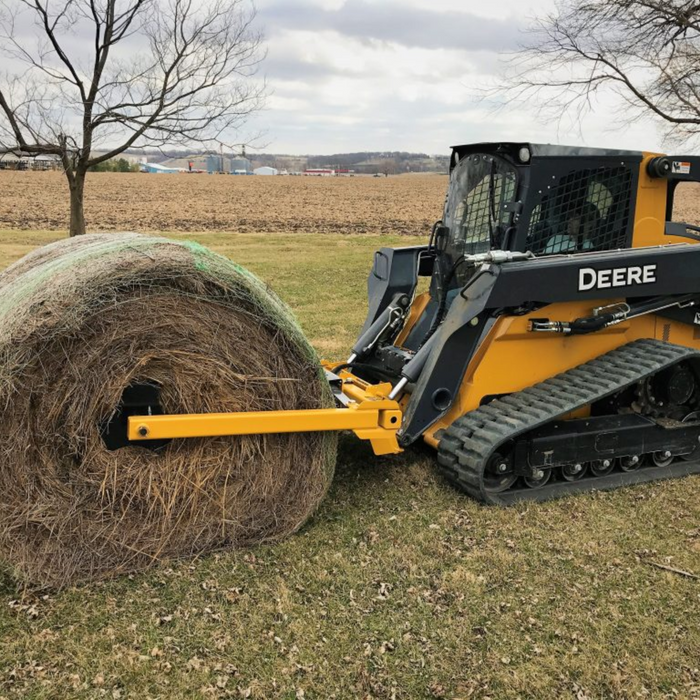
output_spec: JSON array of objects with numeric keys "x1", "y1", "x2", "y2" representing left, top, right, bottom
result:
[{"x1": 118, "y1": 142, "x2": 700, "y2": 505}]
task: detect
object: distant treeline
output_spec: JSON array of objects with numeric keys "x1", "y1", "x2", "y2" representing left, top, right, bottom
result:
[
  {"x1": 308, "y1": 152, "x2": 436, "y2": 167},
  {"x1": 89, "y1": 158, "x2": 140, "y2": 173},
  {"x1": 289, "y1": 152, "x2": 448, "y2": 174},
  {"x1": 126, "y1": 149, "x2": 450, "y2": 174}
]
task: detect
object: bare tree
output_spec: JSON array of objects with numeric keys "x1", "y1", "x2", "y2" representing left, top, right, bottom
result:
[
  {"x1": 379, "y1": 158, "x2": 396, "y2": 177},
  {"x1": 0, "y1": 0, "x2": 264, "y2": 235},
  {"x1": 507, "y1": 0, "x2": 700, "y2": 143}
]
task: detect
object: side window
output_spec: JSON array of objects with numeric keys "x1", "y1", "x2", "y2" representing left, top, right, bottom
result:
[
  {"x1": 526, "y1": 166, "x2": 632, "y2": 255},
  {"x1": 670, "y1": 182, "x2": 700, "y2": 225}
]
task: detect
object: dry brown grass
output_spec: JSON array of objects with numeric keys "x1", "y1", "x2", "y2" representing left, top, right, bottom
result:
[
  {"x1": 0, "y1": 230, "x2": 698, "y2": 699},
  {"x1": 0, "y1": 171, "x2": 448, "y2": 235}
]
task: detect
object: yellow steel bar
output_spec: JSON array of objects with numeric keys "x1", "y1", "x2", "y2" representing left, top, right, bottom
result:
[
  {"x1": 128, "y1": 366, "x2": 404, "y2": 455},
  {"x1": 128, "y1": 406, "x2": 397, "y2": 441}
]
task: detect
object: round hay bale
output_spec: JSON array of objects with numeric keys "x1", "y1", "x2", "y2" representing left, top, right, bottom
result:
[{"x1": 0, "y1": 233, "x2": 337, "y2": 587}]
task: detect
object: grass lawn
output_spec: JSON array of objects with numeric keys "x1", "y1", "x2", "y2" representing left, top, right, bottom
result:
[{"x1": 1, "y1": 230, "x2": 700, "y2": 699}]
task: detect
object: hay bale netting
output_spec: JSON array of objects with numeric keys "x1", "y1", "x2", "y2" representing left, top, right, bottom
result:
[{"x1": 0, "y1": 233, "x2": 337, "y2": 587}]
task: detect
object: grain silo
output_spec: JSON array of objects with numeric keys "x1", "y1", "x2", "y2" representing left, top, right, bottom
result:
[
  {"x1": 230, "y1": 157, "x2": 253, "y2": 174},
  {"x1": 206, "y1": 154, "x2": 226, "y2": 174}
]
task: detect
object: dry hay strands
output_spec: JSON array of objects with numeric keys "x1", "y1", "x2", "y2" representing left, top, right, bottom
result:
[{"x1": 0, "y1": 233, "x2": 337, "y2": 588}]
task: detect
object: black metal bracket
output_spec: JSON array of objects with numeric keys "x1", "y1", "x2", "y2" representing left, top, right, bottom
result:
[
  {"x1": 100, "y1": 381, "x2": 170, "y2": 451},
  {"x1": 665, "y1": 221, "x2": 700, "y2": 243}
]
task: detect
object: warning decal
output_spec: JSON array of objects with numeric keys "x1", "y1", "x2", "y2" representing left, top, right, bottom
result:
[
  {"x1": 673, "y1": 161, "x2": 691, "y2": 175},
  {"x1": 694, "y1": 311, "x2": 700, "y2": 325}
]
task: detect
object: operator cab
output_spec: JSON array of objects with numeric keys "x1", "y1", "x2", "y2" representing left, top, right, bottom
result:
[
  {"x1": 350, "y1": 142, "x2": 645, "y2": 383},
  {"x1": 441, "y1": 143, "x2": 642, "y2": 286}
]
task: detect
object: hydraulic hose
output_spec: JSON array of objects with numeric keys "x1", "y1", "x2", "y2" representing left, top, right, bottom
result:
[
  {"x1": 418, "y1": 256, "x2": 469, "y2": 349},
  {"x1": 330, "y1": 362, "x2": 396, "y2": 382}
]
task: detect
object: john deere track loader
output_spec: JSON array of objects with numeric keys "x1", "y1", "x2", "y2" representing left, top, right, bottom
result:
[{"x1": 123, "y1": 142, "x2": 700, "y2": 505}]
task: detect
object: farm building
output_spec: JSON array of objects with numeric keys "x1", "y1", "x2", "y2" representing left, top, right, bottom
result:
[
  {"x1": 157, "y1": 156, "x2": 206, "y2": 171},
  {"x1": 206, "y1": 155, "x2": 226, "y2": 174},
  {"x1": 206, "y1": 155, "x2": 252, "y2": 174},
  {"x1": 254, "y1": 166, "x2": 278, "y2": 176},
  {"x1": 0, "y1": 153, "x2": 61, "y2": 171},
  {"x1": 141, "y1": 162, "x2": 183, "y2": 174}
]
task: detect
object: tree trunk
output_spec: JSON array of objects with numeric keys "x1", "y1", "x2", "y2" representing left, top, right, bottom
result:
[{"x1": 68, "y1": 170, "x2": 87, "y2": 237}]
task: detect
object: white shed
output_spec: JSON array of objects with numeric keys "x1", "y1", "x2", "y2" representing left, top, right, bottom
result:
[{"x1": 253, "y1": 166, "x2": 278, "y2": 176}]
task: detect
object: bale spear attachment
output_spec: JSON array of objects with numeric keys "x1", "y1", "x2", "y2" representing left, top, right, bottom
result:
[{"x1": 127, "y1": 364, "x2": 403, "y2": 456}]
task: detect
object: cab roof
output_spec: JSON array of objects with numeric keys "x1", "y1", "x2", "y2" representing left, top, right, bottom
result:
[{"x1": 450, "y1": 142, "x2": 645, "y2": 161}]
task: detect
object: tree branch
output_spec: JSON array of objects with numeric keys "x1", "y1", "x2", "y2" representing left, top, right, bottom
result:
[{"x1": 504, "y1": 0, "x2": 700, "y2": 140}]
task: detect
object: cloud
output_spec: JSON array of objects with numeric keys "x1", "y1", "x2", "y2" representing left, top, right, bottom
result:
[
  {"x1": 258, "y1": 1, "x2": 521, "y2": 51},
  {"x1": 247, "y1": 0, "x2": 664, "y2": 155},
  {"x1": 261, "y1": 26, "x2": 500, "y2": 89},
  {"x1": 0, "y1": 0, "x2": 665, "y2": 156},
  {"x1": 263, "y1": 55, "x2": 339, "y2": 82}
]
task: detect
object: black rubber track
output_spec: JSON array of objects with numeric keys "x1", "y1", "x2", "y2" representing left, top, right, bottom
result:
[{"x1": 437, "y1": 339, "x2": 700, "y2": 505}]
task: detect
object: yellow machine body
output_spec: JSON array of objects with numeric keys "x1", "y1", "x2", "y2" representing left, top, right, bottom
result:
[
  {"x1": 129, "y1": 150, "x2": 700, "y2": 468},
  {"x1": 411, "y1": 153, "x2": 697, "y2": 446}
]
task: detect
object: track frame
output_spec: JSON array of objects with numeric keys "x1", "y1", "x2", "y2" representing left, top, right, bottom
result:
[{"x1": 438, "y1": 339, "x2": 700, "y2": 504}]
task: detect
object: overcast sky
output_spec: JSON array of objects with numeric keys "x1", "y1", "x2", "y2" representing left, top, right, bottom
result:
[{"x1": 250, "y1": 0, "x2": 665, "y2": 156}]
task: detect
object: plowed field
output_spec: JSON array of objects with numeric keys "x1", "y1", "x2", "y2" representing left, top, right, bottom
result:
[
  {"x1": 2, "y1": 170, "x2": 699, "y2": 237},
  {"x1": 0, "y1": 171, "x2": 447, "y2": 235}
]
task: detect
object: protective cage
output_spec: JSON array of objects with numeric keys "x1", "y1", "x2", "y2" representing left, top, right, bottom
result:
[{"x1": 524, "y1": 162, "x2": 636, "y2": 255}]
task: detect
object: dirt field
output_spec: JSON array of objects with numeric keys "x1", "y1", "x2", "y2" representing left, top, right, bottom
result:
[
  {"x1": 0, "y1": 171, "x2": 448, "y2": 235},
  {"x1": 673, "y1": 182, "x2": 700, "y2": 223},
  {"x1": 1, "y1": 171, "x2": 699, "y2": 237}
]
